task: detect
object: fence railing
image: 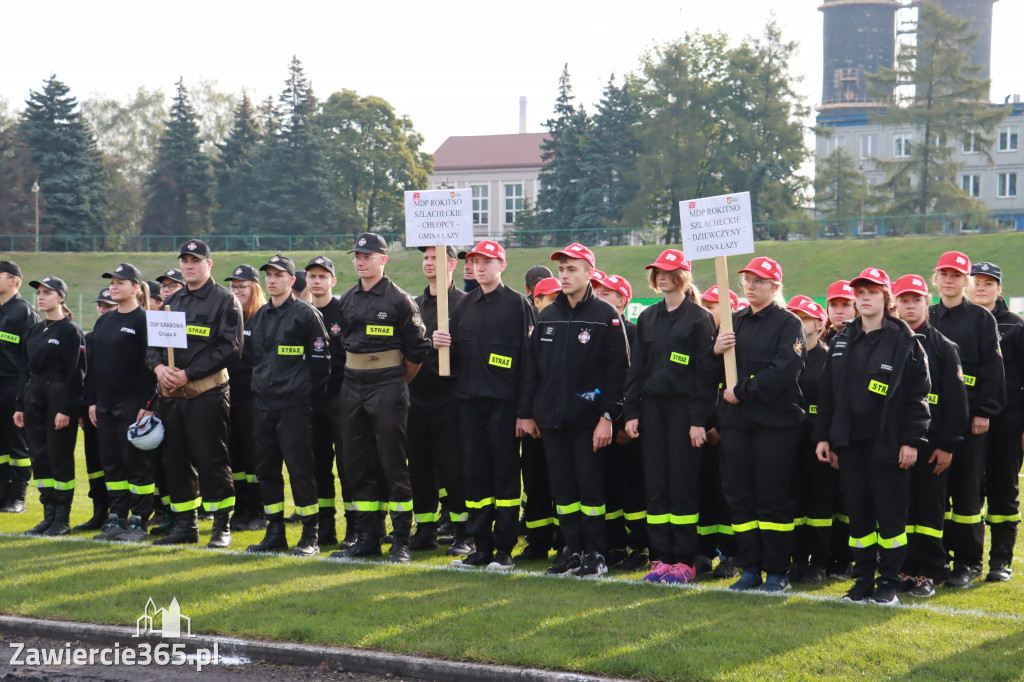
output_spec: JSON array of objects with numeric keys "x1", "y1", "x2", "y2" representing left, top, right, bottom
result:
[{"x1": 3, "y1": 211, "x2": 1021, "y2": 253}]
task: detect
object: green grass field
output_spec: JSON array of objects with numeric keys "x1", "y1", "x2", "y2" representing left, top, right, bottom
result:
[
  {"x1": 7, "y1": 231, "x2": 1024, "y2": 329},
  {"x1": 3, "y1": 440, "x2": 1024, "y2": 680}
]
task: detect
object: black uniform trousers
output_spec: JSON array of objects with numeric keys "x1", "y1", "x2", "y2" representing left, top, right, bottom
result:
[
  {"x1": 521, "y1": 433, "x2": 556, "y2": 546},
  {"x1": 228, "y1": 391, "x2": 256, "y2": 505},
  {"x1": 80, "y1": 413, "x2": 108, "y2": 507},
  {"x1": 719, "y1": 425, "x2": 799, "y2": 574},
  {"x1": 0, "y1": 378, "x2": 32, "y2": 488},
  {"x1": 605, "y1": 434, "x2": 648, "y2": 553},
  {"x1": 311, "y1": 388, "x2": 347, "y2": 514},
  {"x1": 945, "y1": 431, "x2": 987, "y2": 570},
  {"x1": 905, "y1": 439, "x2": 951, "y2": 580},
  {"x1": 408, "y1": 396, "x2": 465, "y2": 526},
  {"x1": 640, "y1": 397, "x2": 700, "y2": 564},
  {"x1": 254, "y1": 404, "x2": 318, "y2": 522},
  {"x1": 697, "y1": 439, "x2": 737, "y2": 560},
  {"x1": 543, "y1": 427, "x2": 607, "y2": 556},
  {"x1": 96, "y1": 400, "x2": 155, "y2": 519},
  {"x1": 793, "y1": 425, "x2": 839, "y2": 569},
  {"x1": 341, "y1": 377, "x2": 413, "y2": 537},
  {"x1": 839, "y1": 440, "x2": 909, "y2": 582},
  {"x1": 22, "y1": 378, "x2": 78, "y2": 506},
  {"x1": 985, "y1": 409, "x2": 1024, "y2": 567},
  {"x1": 157, "y1": 384, "x2": 235, "y2": 513}
]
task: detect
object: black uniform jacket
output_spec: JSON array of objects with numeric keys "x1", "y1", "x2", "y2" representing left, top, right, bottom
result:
[
  {"x1": 17, "y1": 317, "x2": 86, "y2": 415},
  {"x1": 991, "y1": 298, "x2": 1024, "y2": 414},
  {"x1": 914, "y1": 321, "x2": 969, "y2": 454},
  {"x1": 146, "y1": 277, "x2": 244, "y2": 380},
  {"x1": 449, "y1": 282, "x2": 535, "y2": 410},
  {"x1": 231, "y1": 316, "x2": 256, "y2": 399},
  {"x1": 0, "y1": 294, "x2": 38, "y2": 383},
  {"x1": 411, "y1": 283, "x2": 466, "y2": 410},
  {"x1": 248, "y1": 295, "x2": 331, "y2": 410},
  {"x1": 523, "y1": 285, "x2": 629, "y2": 430},
  {"x1": 86, "y1": 307, "x2": 154, "y2": 407},
  {"x1": 929, "y1": 299, "x2": 1005, "y2": 418},
  {"x1": 703, "y1": 302, "x2": 806, "y2": 429},
  {"x1": 813, "y1": 316, "x2": 931, "y2": 463},
  {"x1": 316, "y1": 296, "x2": 347, "y2": 393},
  {"x1": 798, "y1": 341, "x2": 828, "y2": 427},
  {"x1": 623, "y1": 296, "x2": 716, "y2": 427}
]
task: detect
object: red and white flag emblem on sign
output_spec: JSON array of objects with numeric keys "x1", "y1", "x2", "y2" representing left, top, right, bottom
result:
[
  {"x1": 413, "y1": 192, "x2": 420, "y2": 200},
  {"x1": 688, "y1": 202, "x2": 696, "y2": 209}
]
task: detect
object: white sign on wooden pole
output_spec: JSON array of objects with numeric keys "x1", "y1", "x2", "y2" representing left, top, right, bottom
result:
[{"x1": 146, "y1": 310, "x2": 188, "y2": 350}]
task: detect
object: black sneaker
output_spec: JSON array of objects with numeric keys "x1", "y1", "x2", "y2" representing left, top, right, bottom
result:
[
  {"x1": 986, "y1": 564, "x2": 1013, "y2": 582},
  {"x1": 451, "y1": 550, "x2": 493, "y2": 568},
  {"x1": 618, "y1": 549, "x2": 650, "y2": 572},
  {"x1": 945, "y1": 565, "x2": 974, "y2": 589},
  {"x1": 487, "y1": 551, "x2": 515, "y2": 572},
  {"x1": 828, "y1": 562, "x2": 854, "y2": 580},
  {"x1": 445, "y1": 537, "x2": 474, "y2": 557},
  {"x1": 605, "y1": 548, "x2": 627, "y2": 568},
  {"x1": 870, "y1": 580, "x2": 899, "y2": 605},
  {"x1": 513, "y1": 543, "x2": 551, "y2": 561},
  {"x1": 573, "y1": 552, "x2": 608, "y2": 578},
  {"x1": 841, "y1": 578, "x2": 874, "y2": 602},
  {"x1": 93, "y1": 514, "x2": 126, "y2": 541},
  {"x1": 115, "y1": 516, "x2": 149, "y2": 542},
  {"x1": 896, "y1": 573, "x2": 915, "y2": 593},
  {"x1": 798, "y1": 566, "x2": 826, "y2": 584},
  {"x1": 907, "y1": 576, "x2": 935, "y2": 597},
  {"x1": 547, "y1": 551, "x2": 582, "y2": 576},
  {"x1": 713, "y1": 557, "x2": 741, "y2": 579},
  {"x1": 693, "y1": 554, "x2": 714, "y2": 575}
]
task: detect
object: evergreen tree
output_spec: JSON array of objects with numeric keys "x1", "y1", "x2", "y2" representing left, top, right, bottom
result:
[
  {"x1": 19, "y1": 76, "x2": 110, "y2": 251},
  {"x1": 813, "y1": 147, "x2": 872, "y2": 234},
  {"x1": 213, "y1": 95, "x2": 262, "y2": 241},
  {"x1": 141, "y1": 79, "x2": 214, "y2": 238},
  {"x1": 869, "y1": 0, "x2": 1007, "y2": 215},
  {"x1": 0, "y1": 125, "x2": 38, "y2": 240}
]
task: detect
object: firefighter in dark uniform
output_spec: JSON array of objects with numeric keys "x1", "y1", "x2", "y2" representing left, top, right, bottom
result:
[
  {"x1": 156, "y1": 268, "x2": 185, "y2": 301},
  {"x1": 894, "y1": 273, "x2": 969, "y2": 597},
  {"x1": 704, "y1": 256, "x2": 804, "y2": 593},
  {"x1": 929, "y1": 251, "x2": 1005, "y2": 588},
  {"x1": 0, "y1": 260, "x2": 39, "y2": 514},
  {"x1": 967, "y1": 261, "x2": 1024, "y2": 582},
  {"x1": 331, "y1": 232, "x2": 430, "y2": 564},
  {"x1": 523, "y1": 243, "x2": 629, "y2": 579},
  {"x1": 815, "y1": 267, "x2": 931, "y2": 605},
  {"x1": 245, "y1": 255, "x2": 330, "y2": 556},
  {"x1": 432, "y1": 240, "x2": 536, "y2": 571},
  {"x1": 305, "y1": 255, "x2": 350, "y2": 549},
  {"x1": 408, "y1": 246, "x2": 470, "y2": 555},
  {"x1": 146, "y1": 239, "x2": 242, "y2": 548}
]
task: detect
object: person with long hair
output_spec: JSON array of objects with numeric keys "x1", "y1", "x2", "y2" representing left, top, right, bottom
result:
[
  {"x1": 822, "y1": 280, "x2": 856, "y2": 345},
  {"x1": 815, "y1": 268, "x2": 930, "y2": 604},
  {"x1": 15, "y1": 276, "x2": 85, "y2": 536},
  {"x1": 624, "y1": 249, "x2": 716, "y2": 584}
]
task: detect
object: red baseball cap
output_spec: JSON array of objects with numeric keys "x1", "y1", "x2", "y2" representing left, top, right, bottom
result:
[
  {"x1": 850, "y1": 267, "x2": 891, "y2": 288},
  {"x1": 701, "y1": 285, "x2": 739, "y2": 311},
  {"x1": 892, "y1": 274, "x2": 930, "y2": 297},
  {"x1": 826, "y1": 280, "x2": 855, "y2": 302},
  {"x1": 645, "y1": 249, "x2": 691, "y2": 272},
  {"x1": 589, "y1": 269, "x2": 607, "y2": 284},
  {"x1": 737, "y1": 301, "x2": 750, "y2": 310},
  {"x1": 600, "y1": 274, "x2": 632, "y2": 302},
  {"x1": 787, "y1": 295, "x2": 827, "y2": 323},
  {"x1": 532, "y1": 277, "x2": 562, "y2": 297},
  {"x1": 738, "y1": 257, "x2": 782, "y2": 282},
  {"x1": 551, "y1": 243, "x2": 596, "y2": 268},
  {"x1": 459, "y1": 240, "x2": 506, "y2": 262},
  {"x1": 935, "y1": 251, "x2": 970, "y2": 275}
]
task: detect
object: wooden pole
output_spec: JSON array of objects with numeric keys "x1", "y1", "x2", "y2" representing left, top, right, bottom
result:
[
  {"x1": 437, "y1": 246, "x2": 451, "y2": 376},
  {"x1": 163, "y1": 305, "x2": 175, "y2": 369},
  {"x1": 714, "y1": 256, "x2": 738, "y2": 388}
]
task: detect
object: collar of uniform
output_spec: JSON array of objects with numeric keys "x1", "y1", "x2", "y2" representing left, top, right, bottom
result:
[
  {"x1": 0, "y1": 293, "x2": 22, "y2": 311},
  {"x1": 554, "y1": 282, "x2": 595, "y2": 311},
  {"x1": 270, "y1": 293, "x2": 296, "y2": 312},
  {"x1": 746, "y1": 301, "x2": 777, "y2": 319},
  {"x1": 934, "y1": 299, "x2": 965, "y2": 319},
  {"x1": 183, "y1": 276, "x2": 215, "y2": 299},
  {"x1": 420, "y1": 282, "x2": 455, "y2": 301},
  {"x1": 478, "y1": 282, "x2": 506, "y2": 303},
  {"x1": 358, "y1": 275, "x2": 391, "y2": 296},
  {"x1": 993, "y1": 297, "x2": 1011, "y2": 318}
]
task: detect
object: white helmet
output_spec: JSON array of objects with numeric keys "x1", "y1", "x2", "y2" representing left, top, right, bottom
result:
[{"x1": 127, "y1": 414, "x2": 164, "y2": 450}]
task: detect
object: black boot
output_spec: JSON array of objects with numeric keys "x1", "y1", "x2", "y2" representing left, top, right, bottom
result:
[
  {"x1": 229, "y1": 481, "x2": 249, "y2": 530},
  {"x1": 379, "y1": 511, "x2": 392, "y2": 544},
  {"x1": 24, "y1": 503, "x2": 55, "y2": 535},
  {"x1": 74, "y1": 499, "x2": 107, "y2": 531},
  {"x1": 330, "y1": 524, "x2": 381, "y2": 559},
  {"x1": 1, "y1": 481, "x2": 27, "y2": 514},
  {"x1": 43, "y1": 504, "x2": 71, "y2": 536},
  {"x1": 207, "y1": 511, "x2": 231, "y2": 548},
  {"x1": 987, "y1": 524, "x2": 1018, "y2": 582},
  {"x1": 339, "y1": 510, "x2": 358, "y2": 549},
  {"x1": 409, "y1": 522, "x2": 438, "y2": 550},
  {"x1": 153, "y1": 510, "x2": 199, "y2": 545},
  {"x1": 149, "y1": 512, "x2": 177, "y2": 537},
  {"x1": 318, "y1": 508, "x2": 337, "y2": 547},
  {"x1": 294, "y1": 518, "x2": 320, "y2": 556},
  {"x1": 388, "y1": 533, "x2": 411, "y2": 563},
  {"x1": 235, "y1": 487, "x2": 267, "y2": 531},
  {"x1": 445, "y1": 522, "x2": 474, "y2": 557},
  {"x1": 246, "y1": 518, "x2": 288, "y2": 554}
]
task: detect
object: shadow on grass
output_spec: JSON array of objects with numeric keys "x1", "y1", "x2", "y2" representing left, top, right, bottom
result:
[{"x1": 894, "y1": 624, "x2": 1024, "y2": 681}]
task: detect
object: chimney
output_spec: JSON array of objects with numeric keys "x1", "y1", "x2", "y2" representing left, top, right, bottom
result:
[{"x1": 519, "y1": 96, "x2": 527, "y2": 134}]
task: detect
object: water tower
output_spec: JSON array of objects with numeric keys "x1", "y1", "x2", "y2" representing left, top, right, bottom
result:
[
  {"x1": 934, "y1": 0, "x2": 996, "y2": 82},
  {"x1": 819, "y1": 0, "x2": 900, "y2": 113}
]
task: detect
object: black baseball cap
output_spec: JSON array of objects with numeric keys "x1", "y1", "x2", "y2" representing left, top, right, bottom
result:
[
  {"x1": 293, "y1": 270, "x2": 307, "y2": 293},
  {"x1": 146, "y1": 281, "x2": 163, "y2": 301},
  {"x1": 0, "y1": 260, "x2": 22, "y2": 278},
  {"x1": 225, "y1": 264, "x2": 260, "y2": 283},
  {"x1": 306, "y1": 255, "x2": 336, "y2": 276},
  {"x1": 102, "y1": 262, "x2": 143, "y2": 285},
  {"x1": 157, "y1": 268, "x2": 185, "y2": 286},
  {"x1": 259, "y1": 254, "x2": 297, "y2": 276},
  {"x1": 418, "y1": 245, "x2": 458, "y2": 259},
  {"x1": 349, "y1": 232, "x2": 387, "y2": 254},
  {"x1": 178, "y1": 239, "x2": 212, "y2": 260},
  {"x1": 971, "y1": 261, "x2": 1002, "y2": 282},
  {"x1": 29, "y1": 276, "x2": 67, "y2": 298},
  {"x1": 93, "y1": 288, "x2": 115, "y2": 305}
]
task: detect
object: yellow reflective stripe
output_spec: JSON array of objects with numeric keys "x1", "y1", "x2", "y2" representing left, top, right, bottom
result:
[
  {"x1": 525, "y1": 517, "x2": 556, "y2": 528},
  {"x1": 878, "y1": 533, "x2": 907, "y2": 549},
  {"x1": 52, "y1": 480, "x2": 75, "y2": 491},
  {"x1": 105, "y1": 480, "x2": 130, "y2": 491},
  {"x1": 265, "y1": 502, "x2": 285, "y2": 514},
  {"x1": 466, "y1": 497, "x2": 495, "y2": 509},
  {"x1": 366, "y1": 325, "x2": 393, "y2": 336},
  {"x1": 670, "y1": 352, "x2": 690, "y2": 365},
  {"x1": 9, "y1": 457, "x2": 31, "y2": 467},
  {"x1": 318, "y1": 498, "x2": 336, "y2": 509},
  {"x1": 438, "y1": 487, "x2": 447, "y2": 498},
  {"x1": 36, "y1": 478, "x2": 55, "y2": 489},
  {"x1": 495, "y1": 498, "x2": 520, "y2": 508},
  {"x1": 294, "y1": 503, "x2": 318, "y2": 516},
  {"x1": 171, "y1": 498, "x2": 202, "y2": 512},
  {"x1": 161, "y1": 495, "x2": 172, "y2": 505},
  {"x1": 760, "y1": 520, "x2": 794, "y2": 532},
  {"x1": 557, "y1": 502, "x2": 582, "y2": 515},
  {"x1": 131, "y1": 483, "x2": 156, "y2": 495},
  {"x1": 647, "y1": 513, "x2": 669, "y2": 525},
  {"x1": 449, "y1": 512, "x2": 468, "y2": 523},
  {"x1": 732, "y1": 520, "x2": 758, "y2": 533},
  {"x1": 246, "y1": 474, "x2": 258, "y2": 484},
  {"x1": 944, "y1": 510, "x2": 953, "y2": 521},
  {"x1": 908, "y1": 524, "x2": 943, "y2": 539},
  {"x1": 849, "y1": 532, "x2": 877, "y2": 548},
  {"x1": 833, "y1": 513, "x2": 850, "y2": 524},
  {"x1": 488, "y1": 353, "x2": 512, "y2": 369},
  {"x1": 0, "y1": 331, "x2": 21, "y2": 344},
  {"x1": 204, "y1": 496, "x2": 235, "y2": 512},
  {"x1": 808, "y1": 404, "x2": 818, "y2": 414},
  {"x1": 415, "y1": 512, "x2": 441, "y2": 523},
  {"x1": 231, "y1": 471, "x2": 247, "y2": 481},
  {"x1": 277, "y1": 345, "x2": 304, "y2": 355},
  {"x1": 605, "y1": 509, "x2": 625, "y2": 521},
  {"x1": 352, "y1": 500, "x2": 381, "y2": 512},
  {"x1": 87, "y1": 470, "x2": 105, "y2": 480},
  {"x1": 949, "y1": 512, "x2": 983, "y2": 524},
  {"x1": 343, "y1": 501, "x2": 357, "y2": 512},
  {"x1": 0, "y1": 455, "x2": 9, "y2": 465},
  {"x1": 624, "y1": 510, "x2": 647, "y2": 521},
  {"x1": 868, "y1": 380, "x2": 888, "y2": 396},
  {"x1": 581, "y1": 504, "x2": 606, "y2": 517},
  {"x1": 186, "y1": 325, "x2": 211, "y2": 337},
  {"x1": 793, "y1": 516, "x2": 807, "y2": 527},
  {"x1": 806, "y1": 517, "x2": 833, "y2": 528},
  {"x1": 697, "y1": 524, "x2": 727, "y2": 535},
  {"x1": 963, "y1": 374, "x2": 976, "y2": 387},
  {"x1": 669, "y1": 513, "x2": 699, "y2": 525},
  {"x1": 987, "y1": 513, "x2": 1022, "y2": 524},
  {"x1": 927, "y1": 393, "x2": 938, "y2": 404}
]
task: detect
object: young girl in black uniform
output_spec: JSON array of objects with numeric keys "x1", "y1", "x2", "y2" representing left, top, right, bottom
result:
[
  {"x1": 15, "y1": 277, "x2": 85, "y2": 536},
  {"x1": 88, "y1": 264, "x2": 156, "y2": 542},
  {"x1": 815, "y1": 268, "x2": 931, "y2": 605}
]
